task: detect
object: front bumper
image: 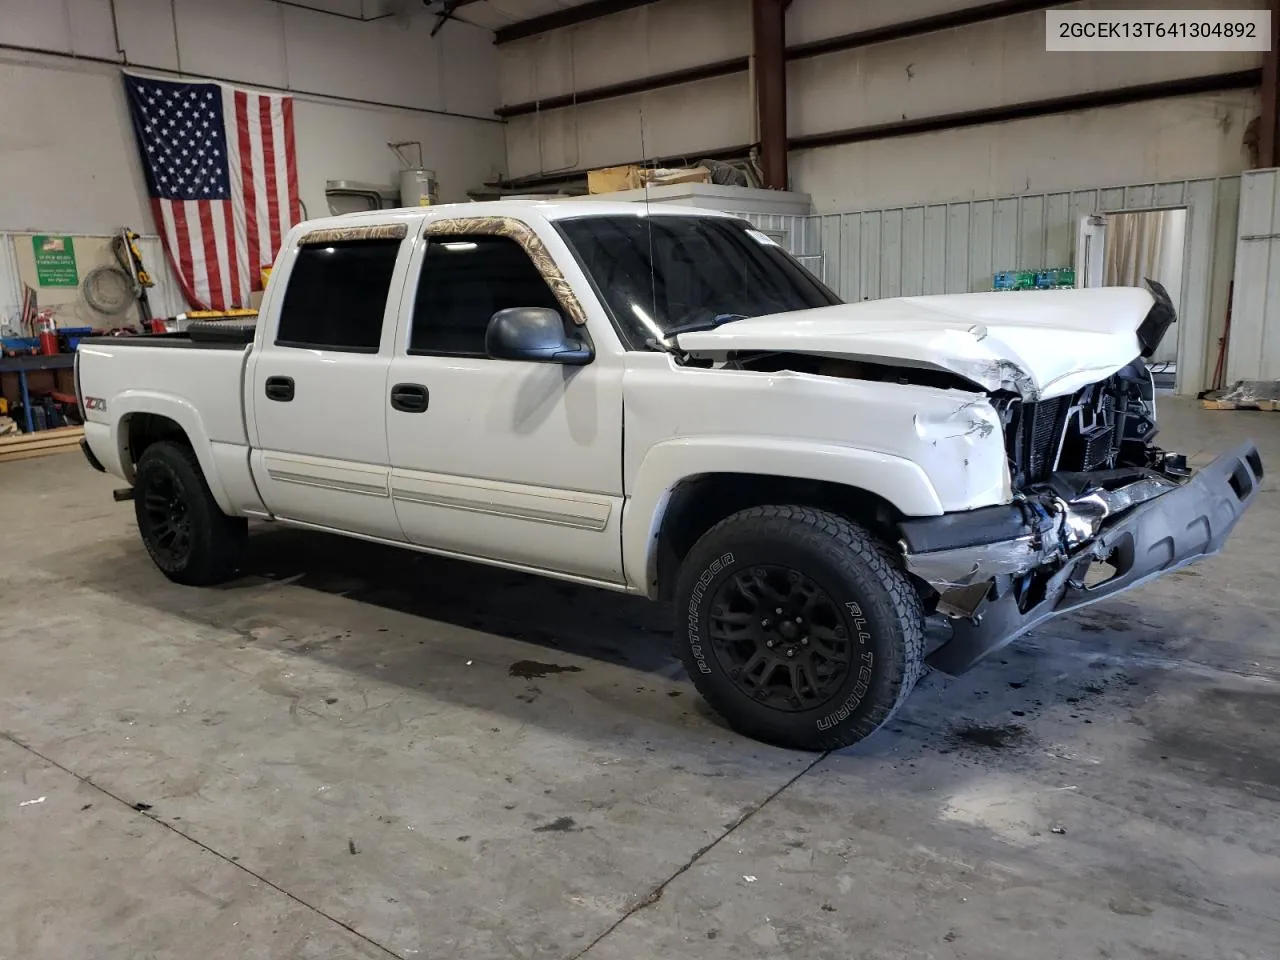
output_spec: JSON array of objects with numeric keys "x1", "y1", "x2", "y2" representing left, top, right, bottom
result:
[{"x1": 901, "y1": 442, "x2": 1263, "y2": 675}]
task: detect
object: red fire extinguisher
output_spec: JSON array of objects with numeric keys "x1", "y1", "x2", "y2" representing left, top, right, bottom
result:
[{"x1": 37, "y1": 311, "x2": 58, "y2": 356}]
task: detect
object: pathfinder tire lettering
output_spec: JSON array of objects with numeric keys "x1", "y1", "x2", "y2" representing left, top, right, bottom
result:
[{"x1": 687, "y1": 552, "x2": 734, "y2": 674}]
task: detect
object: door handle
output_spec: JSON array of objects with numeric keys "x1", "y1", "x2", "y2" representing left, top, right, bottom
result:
[
  {"x1": 390, "y1": 383, "x2": 429, "y2": 413},
  {"x1": 264, "y1": 376, "x2": 294, "y2": 402}
]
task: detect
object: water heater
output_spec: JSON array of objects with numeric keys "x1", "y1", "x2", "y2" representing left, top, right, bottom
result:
[{"x1": 399, "y1": 167, "x2": 439, "y2": 207}]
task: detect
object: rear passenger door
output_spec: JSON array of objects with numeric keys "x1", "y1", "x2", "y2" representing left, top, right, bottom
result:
[{"x1": 247, "y1": 224, "x2": 411, "y2": 541}]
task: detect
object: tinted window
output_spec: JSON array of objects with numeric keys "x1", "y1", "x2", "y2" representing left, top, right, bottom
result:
[
  {"x1": 410, "y1": 235, "x2": 562, "y2": 356},
  {"x1": 276, "y1": 239, "x2": 400, "y2": 351},
  {"x1": 556, "y1": 215, "x2": 840, "y2": 349}
]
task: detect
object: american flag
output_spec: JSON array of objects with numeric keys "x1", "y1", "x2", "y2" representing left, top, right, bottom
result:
[{"x1": 124, "y1": 72, "x2": 301, "y2": 311}]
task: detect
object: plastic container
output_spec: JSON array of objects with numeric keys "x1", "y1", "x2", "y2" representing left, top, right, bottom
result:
[
  {"x1": 2, "y1": 336, "x2": 39, "y2": 356},
  {"x1": 58, "y1": 326, "x2": 93, "y2": 352}
]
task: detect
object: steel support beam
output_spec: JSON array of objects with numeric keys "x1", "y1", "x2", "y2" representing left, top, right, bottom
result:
[
  {"x1": 1258, "y1": 0, "x2": 1280, "y2": 166},
  {"x1": 789, "y1": 69, "x2": 1261, "y2": 152},
  {"x1": 753, "y1": 0, "x2": 788, "y2": 190},
  {"x1": 494, "y1": 0, "x2": 663, "y2": 44}
]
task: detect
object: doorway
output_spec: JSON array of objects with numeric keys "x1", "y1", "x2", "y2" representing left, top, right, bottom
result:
[{"x1": 1078, "y1": 208, "x2": 1189, "y2": 389}]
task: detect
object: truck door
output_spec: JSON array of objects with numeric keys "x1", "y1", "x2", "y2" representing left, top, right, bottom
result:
[
  {"x1": 384, "y1": 218, "x2": 625, "y2": 584},
  {"x1": 247, "y1": 224, "x2": 411, "y2": 540}
]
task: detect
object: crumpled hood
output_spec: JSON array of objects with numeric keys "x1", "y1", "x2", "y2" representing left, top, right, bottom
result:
[{"x1": 675, "y1": 286, "x2": 1158, "y2": 400}]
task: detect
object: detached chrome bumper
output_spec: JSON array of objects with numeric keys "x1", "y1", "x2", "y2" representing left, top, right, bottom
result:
[{"x1": 900, "y1": 442, "x2": 1264, "y2": 675}]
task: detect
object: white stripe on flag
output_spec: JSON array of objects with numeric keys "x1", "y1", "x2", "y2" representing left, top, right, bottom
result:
[
  {"x1": 185, "y1": 200, "x2": 210, "y2": 308},
  {"x1": 222, "y1": 86, "x2": 250, "y2": 304},
  {"x1": 159, "y1": 201, "x2": 180, "y2": 265},
  {"x1": 270, "y1": 96, "x2": 291, "y2": 234},
  {"x1": 246, "y1": 99, "x2": 272, "y2": 273},
  {"x1": 211, "y1": 202, "x2": 232, "y2": 311}
]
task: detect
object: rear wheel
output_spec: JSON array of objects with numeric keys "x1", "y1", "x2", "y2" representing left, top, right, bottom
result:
[
  {"x1": 674, "y1": 505, "x2": 923, "y2": 751},
  {"x1": 134, "y1": 441, "x2": 247, "y2": 586}
]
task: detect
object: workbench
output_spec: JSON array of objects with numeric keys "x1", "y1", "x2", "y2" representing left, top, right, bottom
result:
[{"x1": 0, "y1": 353, "x2": 76, "y2": 433}]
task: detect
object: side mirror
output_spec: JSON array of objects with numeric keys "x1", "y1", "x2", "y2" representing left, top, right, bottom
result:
[{"x1": 485, "y1": 307, "x2": 593, "y2": 365}]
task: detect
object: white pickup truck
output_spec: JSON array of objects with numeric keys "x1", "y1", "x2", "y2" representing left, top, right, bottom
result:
[{"x1": 75, "y1": 200, "x2": 1261, "y2": 751}]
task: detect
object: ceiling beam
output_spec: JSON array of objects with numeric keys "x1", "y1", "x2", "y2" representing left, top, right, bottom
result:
[{"x1": 494, "y1": 0, "x2": 664, "y2": 45}]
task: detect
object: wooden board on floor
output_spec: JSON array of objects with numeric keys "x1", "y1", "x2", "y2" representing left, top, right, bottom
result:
[
  {"x1": 0, "y1": 425, "x2": 83, "y2": 463},
  {"x1": 0, "y1": 444, "x2": 81, "y2": 464},
  {"x1": 1200, "y1": 378, "x2": 1280, "y2": 411},
  {"x1": 1201, "y1": 397, "x2": 1280, "y2": 411}
]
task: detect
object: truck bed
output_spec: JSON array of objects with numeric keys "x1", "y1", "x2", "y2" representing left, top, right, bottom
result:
[
  {"x1": 78, "y1": 320, "x2": 257, "y2": 350},
  {"x1": 76, "y1": 326, "x2": 259, "y2": 515}
]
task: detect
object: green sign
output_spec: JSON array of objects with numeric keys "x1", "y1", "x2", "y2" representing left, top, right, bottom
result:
[{"x1": 32, "y1": 235, "x2": 78, "y2": 287}]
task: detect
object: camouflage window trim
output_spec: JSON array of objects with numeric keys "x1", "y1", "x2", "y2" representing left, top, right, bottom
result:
[
  {"x1": 300, "y1": 223, "x2": 409, "y2": 245},
  {"x1": 424, "y1": 216, "x2": 587, "y2": 326}
]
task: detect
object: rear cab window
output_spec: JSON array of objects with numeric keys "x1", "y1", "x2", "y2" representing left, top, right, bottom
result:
[{"x1": 275, "y1": 238, "x2": 401, "y2": 352}]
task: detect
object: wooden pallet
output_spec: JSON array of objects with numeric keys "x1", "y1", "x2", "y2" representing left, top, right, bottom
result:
[
  {"x1": 0, "y1": 425, "x2": 84, "y2": 463},
  {"x1": 1200, "y1": 379, "x2": 1280, "y2": 411},
  {"x1": 1201, "y1": 397, "x2": 1280, "y2": 411}
]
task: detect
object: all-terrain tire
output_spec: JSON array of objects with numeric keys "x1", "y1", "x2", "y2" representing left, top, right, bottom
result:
[
  {"x1": 674, "y1": 505, "x2": 924, "y2": 751},
  {"x1": 134, "y1": 440, "x2": 247, "y2": 586}
]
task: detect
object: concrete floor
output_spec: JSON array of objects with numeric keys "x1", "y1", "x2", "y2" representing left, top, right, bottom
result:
[{"x1": 1, "y1": 398, "x2": 1278, "y2": 960}]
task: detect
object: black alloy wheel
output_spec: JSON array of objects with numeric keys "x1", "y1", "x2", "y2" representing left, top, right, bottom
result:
[
  {"x1": 708, "y1": 565, "x2": 851, "y2": 712},
  {"x1": 140, "y1": 469, "x2": 194, "y2": 567},
  {"x1": 133, "y1": 441, "x2": 248, "y2": 586},
  {"x1": 674, "y1": 505, "x2": 925, "y2": 751}
]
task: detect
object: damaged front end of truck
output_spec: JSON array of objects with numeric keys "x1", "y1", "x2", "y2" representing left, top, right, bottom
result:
[{"x1": 899, "y1": 282, "x2": 1264, "y2": 673}]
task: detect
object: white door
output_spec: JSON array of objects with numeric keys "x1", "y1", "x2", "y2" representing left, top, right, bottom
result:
[
  {"x1": 248, "y1": 231, "x2": 411, "y2": 541},
  {"x1": 385, "y1": 225, "x2": 625, "y2": 583}
]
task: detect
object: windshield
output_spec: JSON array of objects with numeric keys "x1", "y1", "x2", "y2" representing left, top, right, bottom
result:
[{"x1": 555, "y1": 215, "x2": 841, "y2": 349}]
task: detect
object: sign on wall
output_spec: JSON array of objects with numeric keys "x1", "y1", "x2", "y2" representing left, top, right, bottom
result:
[{"x1": 31, "y1": 235, "x2": 78, "y2": 287}]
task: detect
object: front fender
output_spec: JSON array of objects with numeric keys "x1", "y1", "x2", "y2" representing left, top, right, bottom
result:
[
  {"x1": 105, "y1": 390, "x2": 235, "y2": 514},
  {"x1": 622, "y1": 436, "x2": 946, "y2": 594}
]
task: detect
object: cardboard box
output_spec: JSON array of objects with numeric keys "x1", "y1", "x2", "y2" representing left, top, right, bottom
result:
[
  {"x1": 588, "y1": 165, "x2": 644, "y2": 194},
  {"x1": 587, "y1": 164, "x2": 712, "y2": 195},
  {"x1": 646, "y1": 167, "x2": 711, "y2": 188}
]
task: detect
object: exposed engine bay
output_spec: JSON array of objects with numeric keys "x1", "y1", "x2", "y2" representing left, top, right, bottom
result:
[
  {"x1": 966, "y1": 361, "x2": 1194, "y2": 601},
  {"x1": 895, "y1": 348, "x2": 1262, "y2": 674}
]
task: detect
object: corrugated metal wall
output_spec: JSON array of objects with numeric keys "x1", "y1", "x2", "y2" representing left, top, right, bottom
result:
[
  {"x1": 1227, "y1": 168, "x2": 1280, "y2": 384},
  {"x1": 799, "y1": 179, "x2": 1241, "y2": 396},
  {"x1": 736, "y1": 212, "x2": 826, "y2": 278}
]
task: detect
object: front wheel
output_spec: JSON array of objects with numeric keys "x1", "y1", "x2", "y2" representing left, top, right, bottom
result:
[
  {"x1": 674, "y1": 506, "x2": 924, "y2": 751},
  {"x1": 134, "y1": 441, "x2": 247, "y2": 586}
]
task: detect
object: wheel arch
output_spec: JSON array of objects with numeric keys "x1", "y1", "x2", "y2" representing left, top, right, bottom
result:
[
  {"x1": 111, "y1": 393, "x2": 235, "y2": 513},
  {"x1": 624, "y1": 438, "x2": 945, "y2": 601}
]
